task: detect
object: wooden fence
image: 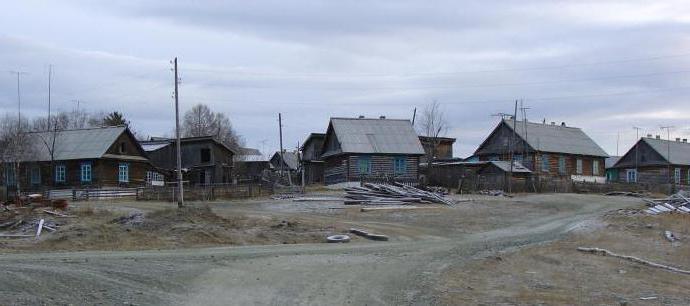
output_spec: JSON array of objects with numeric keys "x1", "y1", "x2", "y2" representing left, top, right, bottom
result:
[
  {"x1": 45, "y1": 188, "x2": 138, "y2": 200},
  {"x1": 136, "y1": 182, "x2": 273, "y2": 202}
]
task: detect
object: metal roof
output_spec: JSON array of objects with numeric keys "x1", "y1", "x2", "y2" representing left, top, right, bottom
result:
[
  {"x1": 271, "y1": 151, "x2": 300, "y2": 170},
  {"x1": 325, "y1": 117, "x2": 424, "y2": 156},
  {"x1": 488, "y1": 160, "x2": 532, "y2": 173},
  {"x1": 235, "y1": 147, "x2": 268, "y2": 162},
  {"x1": 641, "y1": 137, "x2": 690, "y2": 165},
  {"x1": 503, "y1": 119, "x2": 608, "y2": 157},
  {"x1": 605, "y1": 156, "x2": 621, "y2": 169},
  {"x1": 141, "y1": 142, "x2": 171, "y2": 152},
  {"x1": 26, "y1": 126, "x2": 129, "y2": 161}
]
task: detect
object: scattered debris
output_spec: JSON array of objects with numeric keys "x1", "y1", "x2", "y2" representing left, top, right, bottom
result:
[
  {"x1": 349, "y1": 228, "x2": 389, "y2": 241},
  {"x1": 605, "y1": 191, "x2": 647, "y2": 197},
  {"x1": 292, "y1": 197, "x2": 343, "y2": 202},
  {"x1": 642, "y1": 191, "x2": 690, "y2": 215},
  {"x1": 577, "y1": 247, "x2": 690, "y2": 275},
  {"x1": 35, "y1": 219, "x2": 45, "y2": 238},
  {"x1": 272, "y1": 194, "x2": 298, "y2": 200},
  {"x1": 344, "y1": 183, "x2": 454, "y2": 206},
  {"x1": 326, "y1": 234, "x2": 351, "y2": 243},
  {"x1": 664, "y1": 230, "x2": 677, "y2": 242},
  {"x1": 478, "y1": 190, "x2": 511, "y2": 197},
  {"x1": 43, "y1": 209, "x2": 76, "y2": 218},
  {"x1": 111, "y1": 212, "x2": 145, "y2": 226},
  {"x1": 360, "y1": 206, "x2": 441, "y2": 212},
  {"x1": 639, "y1": 296, "x2": 658, "y2": 301}
]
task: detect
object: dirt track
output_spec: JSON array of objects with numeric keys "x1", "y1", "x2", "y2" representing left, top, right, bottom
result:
[{"x1": 0, "y1": 194, "x2": 642, "y2": 305}]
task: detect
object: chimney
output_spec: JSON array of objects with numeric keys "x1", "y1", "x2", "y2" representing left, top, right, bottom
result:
[
  {"x1": 656, "y1": 135, "x2": 661, "y2": 139},
  {"x1": 676, "y1": 138, "x2": 681, "y2": 142},
  {"x1": 646, "y1": 134, "x2": 652, "y2": 138},
  {"x1": 561, "y1": 122, "x2": 566, "y2": 127},
  {"x1": 379, "y1": 115, "x2": 386, "y2": 119},
  {"x1": 358, "y1": 115, "x2": 365, "y2": 119},
  {"x1": 550, "y1": 122, "x2": 556, "y2": 125}
]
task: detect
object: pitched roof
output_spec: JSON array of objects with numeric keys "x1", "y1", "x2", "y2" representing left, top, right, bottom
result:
[
  {"x1": 139, "y1": 136, "x2": 237, "y2": 154},
  {"x1": 271, "y1": 151, "x2": 300, "y2": 170},
  {"x1": 500, "y1": 119, "x2": 608, "y2": 157},
  {"x1": 300, "y1": 133, "x2": 326, "y2": 150},
  {"x1": 640, "y1": 137, "x2": 690, "y2": 165},
  {"x1": 234, "y1": 147, "x2": 268, "y2": 162},
  {"x1": 605, "y1": 156, "x2": 621, "y2": 169},
  {"x1": 323, "y1": 117, "x2": 424, "y2": 157},
  {"x1": 488, "y1": 160, "x2": 533, "y2": 173},
  {"x1": 26, "y1": 126, "x2": 134, "y2": 161}
]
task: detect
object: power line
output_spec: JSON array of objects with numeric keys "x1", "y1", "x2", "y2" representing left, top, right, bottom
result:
[{"x1": 183, "y1": 51, "x2": 690, "y2": 78}]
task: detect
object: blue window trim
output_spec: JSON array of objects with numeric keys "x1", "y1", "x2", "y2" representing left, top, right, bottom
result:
[
  {"x1": 30, "y1": 166, "x2": 41, "y2": 185},
  {"x1": 55, "y1": 164, "x2": 66, "y2": 183},
  {"x1": 80, "y1": 162, "x2": 92, "y2": 182},
  {"x1": 394, "y1": 156, "x2": 406, "y2": 175},
  {"x1": 558, "y1": 156, "x2": 566, "y2": 174},
  {"x1": 118, "y1": 163, "x2": 129, "y2": 183},
  {"x1": 358, "y1": 156, "x2": 371, "y2": 175},
  {"x1": 6, "y1": 167, "x2": 16, "y2": 186},
  {"x1": 541, "y1": 154, "x2": 549, "y2": 172}
]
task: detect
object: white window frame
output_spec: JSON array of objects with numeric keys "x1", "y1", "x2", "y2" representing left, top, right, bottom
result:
[
  {"x1": 118, "y1": 163, "x2": 129, "y2": 183},
  {"x1": 541, "y1": 154, "x2": 549, "y2": 173},
  {"x1": 81, "y1": 162, "x2": 92, "y2": 182},
  {"x1": 394, "y1": 156, "x2": 406, "y2": 175},
  {"x1": 576, "y1": 159, "x2": 583, "y2": 174},
  {"x1": 674, "y1": 168, "x2": 681, "y2": 184},
  {"x1": 626, "y1": 169, "x2": 637, "y2": 183},
  {"x1": 558, "y1": 156, "x2": 566, "y2": 174},
  {"x1": 593, "y1": 160, "x2": 600, "y2": 176},
  {"x1": 55, "y1": 165, "x2": 66, "y2": 183}
]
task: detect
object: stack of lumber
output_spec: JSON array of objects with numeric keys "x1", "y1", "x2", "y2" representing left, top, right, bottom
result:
[
  {"x1": 343, "y1": 183, "x2": 454, "y2": 206},
  {"x1": 643, "y1": 191, "x2": 690, "y2": 215}
]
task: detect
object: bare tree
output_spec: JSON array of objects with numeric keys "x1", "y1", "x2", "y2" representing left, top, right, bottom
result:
[
  {"x1": 182, "y1": 104, "x2": 244, "y2": 151},
  {"x1": 0, "y1": 114, "x2": 35, "y2": 197},
  {"x1": 417, "y1": 100, "x2": 449, "y2": 176}
]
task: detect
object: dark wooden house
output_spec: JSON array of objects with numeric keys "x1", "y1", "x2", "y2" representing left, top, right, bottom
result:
[
  {"x1": 609, "y1": 136, "x2": 690, "y2": 185},
  {"x1": 1, "y1": 126, "x2": 154, "y2": 194},
  {"x1": 233, "y1": 147, "x2": 272, "y2": 181},
  {"x1": 474, "y1": 119, "x2": 608, "y2": 182},
  {"x1": 300, "y1": 133, "x2": 326, "y2": 184},
  {"x1": 418, "y1": 136, "x2": 456, "y2": 163},
  {"x1": 321, "y1": 117, "x2": 425, "y2": 185},
  {"x1": 270, "y1": 150, "x2": 300, "y2": 173},
  {"x1": 140, "y1": 136, "x2": 235, "y2": 185}
]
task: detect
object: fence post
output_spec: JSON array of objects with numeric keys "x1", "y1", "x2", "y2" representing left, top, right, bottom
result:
[{"x1": 72, "y1": 189, "x2": 77, "y2": 201}]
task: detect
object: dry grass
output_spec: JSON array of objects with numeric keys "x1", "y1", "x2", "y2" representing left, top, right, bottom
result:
[
  {"x1": 2, "y1": 204, "x2": 349, "y2": 252},
  {"x1": 440, "y1": 211, "x2": 690, "y2": 305}
]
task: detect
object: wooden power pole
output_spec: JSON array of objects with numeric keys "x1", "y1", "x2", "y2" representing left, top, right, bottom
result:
[
  {"x1": 508, "y1": 100, "x2": 518, "y2": 193},
  {"x1": 174, "y1": 57, "x2": 184, "y2": 208}
]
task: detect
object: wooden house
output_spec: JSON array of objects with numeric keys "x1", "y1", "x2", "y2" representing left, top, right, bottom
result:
[
  {"x1": 418, "y1": 136, "x2": 456, "y2": 163},
  {"x1": 140, "y1": 136, "x2": 235, "y2": 185},
  {"x1": 270, "y1": 150, "x2": 300, "y2": 173},
  {"x1": 1, "y1": 126, "x2": 154, "y2": 193},
  {"x1": 300, "y1": 133, "x2": 326, "y2": 184},
  {"x1": 609, "y1": 136, "x2": 690, "y2": 185},
  {"x1": 474, "y1": 119, "x2": 608, "y2": 182},
  {"x1": 233, "y1": 147, "x2": 272, "y2": 181},
  {"x1": 321, "y1": 117, "x2": 424, "y2": 185}
]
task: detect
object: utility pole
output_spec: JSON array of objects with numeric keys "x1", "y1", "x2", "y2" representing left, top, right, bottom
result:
[
  {"x1": 632, "y1": 126, "x2": 642, "y2": 183},
  {"x1": 47, "y1": 65, "x2": 52, "y2": 131},
  {"x1": 661, "y1": 126, "x2": 674, "y2": 191},
  {"x1": 10, "y1": 71, "x2": 28, "y2": 130},
  {"x1": 278, "y1": 113, "x2": 284, "y2": 177},
  {"x1": 519, "y1": 100, "x2": 530, "y2": 168},
  {"x1": 173, "y1": 57, "x2": 184, "y2": 208},
  {"x1": 508, "y1": 100, "x2": 518, "y2": 193},
  {"x1": 411, "y1": 107, "x2": 417, "y2": 126},
  {"x1": 616, "y1": 131, "x2": 620, "y2": 156}
]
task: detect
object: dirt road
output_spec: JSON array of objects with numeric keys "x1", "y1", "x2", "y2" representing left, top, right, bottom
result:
[{"x1": 0, "y1": 194, "x2": 641, "y2": 305}]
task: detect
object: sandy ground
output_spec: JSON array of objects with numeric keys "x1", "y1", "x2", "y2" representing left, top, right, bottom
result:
[{"x1": 0, "y1": 192, "x2": 671, "y2": 305}]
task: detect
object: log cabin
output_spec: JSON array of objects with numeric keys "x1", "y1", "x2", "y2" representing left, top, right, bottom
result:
[
  {"x1": 300, "y1": 133, "x2": 326, "y2": 184},
  {"x1": 1, "y1": 126, "x2": 154, "y2": 193},
  {"x1": 610, "y1": 135, "x2": 690, "y2": 185},
  {"x1": 321, "y1": 116, "x2": 424, "y2": 185},
  {"x1": 474, "y1": 119, "x2": 608, "y2": 182}
]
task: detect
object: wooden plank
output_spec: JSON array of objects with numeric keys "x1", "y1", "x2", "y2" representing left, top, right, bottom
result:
[
  {"x1": 35, "y1": 219, "x2": 45, "y2": 238},
  {"x1": 360, "y1": 206, "x2": 441, "y2": 212}
]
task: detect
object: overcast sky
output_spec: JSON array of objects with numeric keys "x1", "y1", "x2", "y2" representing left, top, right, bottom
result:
[{"x1": 1, "y1": 0, "x2": 690, "y2": 157}]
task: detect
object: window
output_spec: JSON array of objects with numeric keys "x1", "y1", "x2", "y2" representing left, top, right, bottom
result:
[
  {"x1": 30, "y1": 167, "x2": 41, "y2": 185},
  {"x1": 55, "y1": 165, "x2": 66, "y2": 183},
  {"x1": 146, "y1": 171, "x2": 164, "y2": 185},
  {"x1": 81, "y1": 162, "x2": 92, "y2": 182},
  {"x1": 6, "y1": 167, "x2": 16, "y2": 186},
  {"x1": 558, "y1": 156, "x2": 566, "y2": 174},
  {"x1": 358, "y1": 156, "x2": 371, "y2": 175},
  {"x1": 394, "y1": 156, "x2": 406, "y2": 175},
  {"x1": 674, "y1": 168, "x2": 681, "y2": 184},
  {"x1": 119, "y1": 142, "x2": 126, "y2": 154},
  {"x1": 593, "y1": 160, "x2": 600, "y2": 176},
  {"x1": 576, "y1": 159, "x2": 583, "y2": 174},
  {"x1": 513, "y1": 154, "x2": 522, "y2": 162},
  {"x1": 541, "y1": 154, "x2": 549, "y2": 172},
  {"x1": 201, "y1": 148, "x2": 211, "y2": 163},
  {"x1": 626, "y1": 169, "x2": 637, "y2": 183},
  {"x1": 118, "y1": 163, "x2": 129, "y2": 183}
]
